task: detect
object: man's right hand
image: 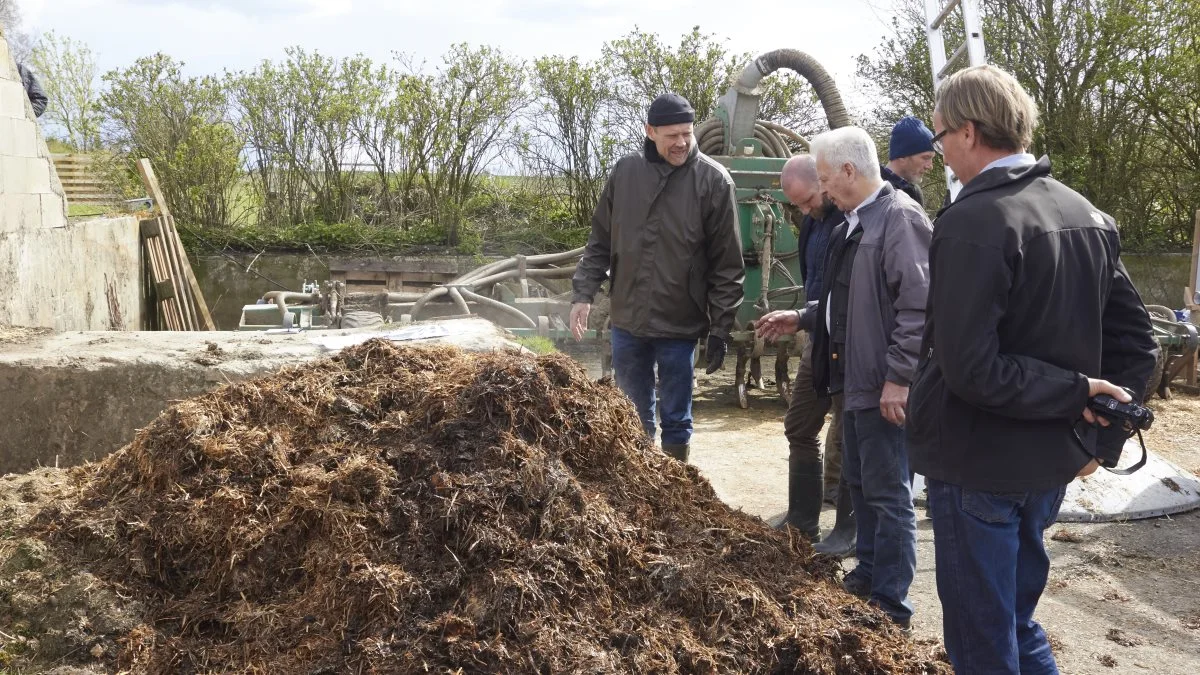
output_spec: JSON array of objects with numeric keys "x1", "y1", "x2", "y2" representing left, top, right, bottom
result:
[
  {"x1": 752, "y1": 309, "x2": 802, "y2": 342},
  {"x1": 1082, "y1": 377, "x2": 1132, "y2": 427},
  {"x1": 569, "y1": 303, "x2": 591, "y2": 341}
]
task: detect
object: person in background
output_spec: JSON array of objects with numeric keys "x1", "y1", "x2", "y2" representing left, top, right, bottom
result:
[
  {"x1": 881, "y1": 116, "x2": 935, "y2": 206},
  {"x1": 16, "y1": 62, "x2": 47, "y2": 118}
]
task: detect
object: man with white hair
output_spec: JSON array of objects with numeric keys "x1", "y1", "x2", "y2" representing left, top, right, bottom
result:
[{"x1": 807, "y1": 126, "x2": 932, "y2": 629}]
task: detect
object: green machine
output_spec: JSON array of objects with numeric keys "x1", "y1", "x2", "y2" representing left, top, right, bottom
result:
[{"x1": 697, "y1": 49, "x2": 852, "y2": 407}]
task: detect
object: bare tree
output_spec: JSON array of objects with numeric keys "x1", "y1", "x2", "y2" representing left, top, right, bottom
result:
[{"x1": 0, "y1": 0, "x2": 34, "y2": 63}]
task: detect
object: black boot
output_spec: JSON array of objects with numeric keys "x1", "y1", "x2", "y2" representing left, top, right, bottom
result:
[
  {"x1": 775, "y1": 459, "x2": 823, "y2": 541},
  {"x1": 662, "y1": 443, "x2": 689, "y2": 462},
  {"x1": 813, "y1": 477, "x2": 856, "y2": 558}
]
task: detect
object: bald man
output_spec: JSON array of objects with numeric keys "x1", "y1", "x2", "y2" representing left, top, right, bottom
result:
[{"x1": 755, "y1": 154, "x2": 848, "y2": 545}]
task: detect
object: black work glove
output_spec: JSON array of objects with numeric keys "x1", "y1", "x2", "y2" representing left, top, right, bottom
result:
[{"x1": 705, "y1": 334, "x2": 728, "y2": 374}]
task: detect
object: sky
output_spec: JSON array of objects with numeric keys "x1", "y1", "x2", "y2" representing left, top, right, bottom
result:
[{"x1": 16, "y1": 0, "x2": 902, "y2": 114}]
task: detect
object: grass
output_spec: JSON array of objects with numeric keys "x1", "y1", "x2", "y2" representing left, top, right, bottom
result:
[
  {"x1": 67, "y1": 204, "x2": 112, "y2": 218},
  {"x1": 513, "y1": 335, "x2": 558, "y2": 354}
]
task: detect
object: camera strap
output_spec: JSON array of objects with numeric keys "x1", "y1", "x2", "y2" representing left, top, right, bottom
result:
[{"x1": 1074, "y1": 423, "x2": 1149, "y2": 476}]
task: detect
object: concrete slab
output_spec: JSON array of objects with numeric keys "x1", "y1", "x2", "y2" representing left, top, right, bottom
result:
[
  {"x1": 1059, "y1": 445, "x2": 1200, "y2": 522},
  {"x1": 0, "y1": 317, "x2": 524, "y2": 475}
]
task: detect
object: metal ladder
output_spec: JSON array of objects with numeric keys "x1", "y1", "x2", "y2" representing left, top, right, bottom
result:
[{"x1": 925, "y1": 0, "x2": 987, "y2": 198}]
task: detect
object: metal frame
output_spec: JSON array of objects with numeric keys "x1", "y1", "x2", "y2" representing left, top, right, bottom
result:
[{"x1": 925, "y1": 0, "x2": 988, "y2": 200}]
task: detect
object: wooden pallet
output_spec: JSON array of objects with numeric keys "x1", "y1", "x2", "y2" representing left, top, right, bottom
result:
[{"x1": 136, "y1": 159, "x2": 215, "y2": 331}]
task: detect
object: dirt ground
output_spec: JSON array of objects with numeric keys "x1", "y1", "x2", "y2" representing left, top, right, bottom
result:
[{"x1": 684, "y1": 369, "x2": 1200, "y2": 675}]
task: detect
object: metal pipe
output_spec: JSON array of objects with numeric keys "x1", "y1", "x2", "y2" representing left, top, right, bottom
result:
[
  {"x1": 260, "y1": 290, "x2": 319, "y2": 324},
  {"x1": 458, "y1": 288, "x2": 537, "y2": 329}
]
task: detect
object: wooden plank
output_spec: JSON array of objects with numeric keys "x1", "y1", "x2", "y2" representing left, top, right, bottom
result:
[
  {"x1": 159, "y1": 216, "x2": 197, "y2": 331},
  {"x1": 136, "y1": 162, "x2": 209, "y2": 330},
  {"x1": 141, "y1": 218, "x2": 184, "y2": 331},
  {"x1": 143, "y1": 228, "x2": 182, "y2": 331},
  {"x1": 136, "y1": 158, "x2": 172, "y2": 219},
  {"x1": 163, "y1": 215, "x2": 215, "y2": 330}
]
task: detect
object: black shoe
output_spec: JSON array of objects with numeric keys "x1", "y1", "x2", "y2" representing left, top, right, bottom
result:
[{"x1": 842, "y1": 573, "x2": 870, "y2": 600}]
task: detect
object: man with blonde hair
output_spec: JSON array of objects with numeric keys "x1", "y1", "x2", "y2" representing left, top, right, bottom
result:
[
  {"x1": 772, "y1": 126, "x2": 931, "y2": 629},
  {"x1": 907, "y1": 65, "x2": 1157, "y2": 673}
]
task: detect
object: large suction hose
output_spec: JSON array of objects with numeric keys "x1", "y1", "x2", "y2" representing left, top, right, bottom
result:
[
  {"x1": 699, "y1": 49, "x2": 851, "y2": 158},
  {"x1": 735, "y1": 49, "x2": 851, "y2": 129}
]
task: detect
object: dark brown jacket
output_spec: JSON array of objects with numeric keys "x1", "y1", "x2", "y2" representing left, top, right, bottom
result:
[{"x1": 572, "y1": 139, "x2": 744, "y2": 340}]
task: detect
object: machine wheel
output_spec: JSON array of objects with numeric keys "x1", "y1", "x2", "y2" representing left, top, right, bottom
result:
[
  {"x1": 1151, "y1": 347, "x2": 1168, "y2": 400},
  {"x1": 735, "y1": 348, "x2": 750, "y2": 409}
]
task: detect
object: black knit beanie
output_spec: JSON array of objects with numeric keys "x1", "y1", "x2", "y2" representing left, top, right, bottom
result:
[{"x1": 647, "y1": 93, "x2": 695, "y2": 126}]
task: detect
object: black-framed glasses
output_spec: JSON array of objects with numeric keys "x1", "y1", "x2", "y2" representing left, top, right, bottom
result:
[{"x1": 931, "y1": 128, "x2": 950, "y2": 154}]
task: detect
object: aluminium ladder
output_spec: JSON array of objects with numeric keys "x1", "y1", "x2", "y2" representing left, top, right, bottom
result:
[{"x1": 925, "y1": 0, "x2": 987, "y2": 200}]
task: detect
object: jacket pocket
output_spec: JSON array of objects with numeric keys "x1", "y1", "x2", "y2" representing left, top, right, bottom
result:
[
  {"x1": 905, "y1": 361, "x2": 941, "y2": 444},
  {"x1": 960, "y1": 489, "x2": 1023, "y2": 524}
]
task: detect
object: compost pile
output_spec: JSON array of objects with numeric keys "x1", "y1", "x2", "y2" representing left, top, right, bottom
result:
[{"x1": 38, "y1": 341, "x2": 947, "y2": 673}]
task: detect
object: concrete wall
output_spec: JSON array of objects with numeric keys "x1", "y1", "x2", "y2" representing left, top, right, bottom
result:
[
  {"x1": 0, "y1": 30, "x2": 142, "y2": 331},
  {"x1": 0, "y1": 319, "x2": 523, "y2": 475}
]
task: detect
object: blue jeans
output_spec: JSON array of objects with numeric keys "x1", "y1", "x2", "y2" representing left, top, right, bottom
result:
[
  {"x1": 842, "y1": 407, "x2": 917, "y2": 623},
  {"x1": 610, "y1": 327, "x2": 696, "y2": 446},
  {"x1": 927, "y1": 479, "x2": 1066, "y2": 675}
]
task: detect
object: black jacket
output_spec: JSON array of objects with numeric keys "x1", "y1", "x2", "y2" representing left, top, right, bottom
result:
[
  {"x1": 881, "y1": 165, "x2": 923, "y2": 206},
  {"x1": 17, "y1": 63, "x2": 48, "y2": 118},
  {"x1": 907, "y1": 158, "x2": 1157, "y2": 493},
  {"x1": 572, "y1": 139, "x2": 745, "y2": 340},
  {"x1": 794, "y1": 206, "x2": 843, "y2": 301}
]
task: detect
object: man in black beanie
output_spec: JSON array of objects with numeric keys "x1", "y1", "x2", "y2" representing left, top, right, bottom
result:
[{"x1": 570, "y1": 92, "x2": 745, "y2": 463}]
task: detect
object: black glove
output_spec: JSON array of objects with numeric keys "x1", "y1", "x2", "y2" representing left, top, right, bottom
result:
[{"x1": 705, "y1": 334, "x2": 728, "y2": 374}]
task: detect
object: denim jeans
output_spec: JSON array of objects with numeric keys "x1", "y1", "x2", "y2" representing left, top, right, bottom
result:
[
  {"x1": 610, "y1": 327, "x2": 697, "y2": 446},
  {"x1": 842, "y1": 407, "x2": 917, "y2": 623},
  {"x1": 927, "y1": 478, "x2": 1066, "y2": 675}
]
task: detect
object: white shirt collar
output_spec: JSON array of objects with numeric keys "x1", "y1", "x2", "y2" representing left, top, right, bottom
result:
[
  {"x1": 980, "y1": 152, "x2": 1037, "y2": 174},
  {"x1": 845, "y1": 182, "x2": 887, "y2": 234}
]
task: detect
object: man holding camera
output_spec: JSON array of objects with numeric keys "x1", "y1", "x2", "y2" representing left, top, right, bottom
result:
[
  {"x1": 571, "y1": 93, "x2": 745, "y2": 463},
  {"x1": 907, "y1": 65, "x2": 1157, "y2": 674}
]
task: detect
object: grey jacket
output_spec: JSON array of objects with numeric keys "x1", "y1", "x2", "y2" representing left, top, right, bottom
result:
[
  {"x1": 843, "y1": 185, "x2": 932, "y2": 411},
  {"x1": 572, "y1": 139, "x2": 745, "y2": 340}
]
